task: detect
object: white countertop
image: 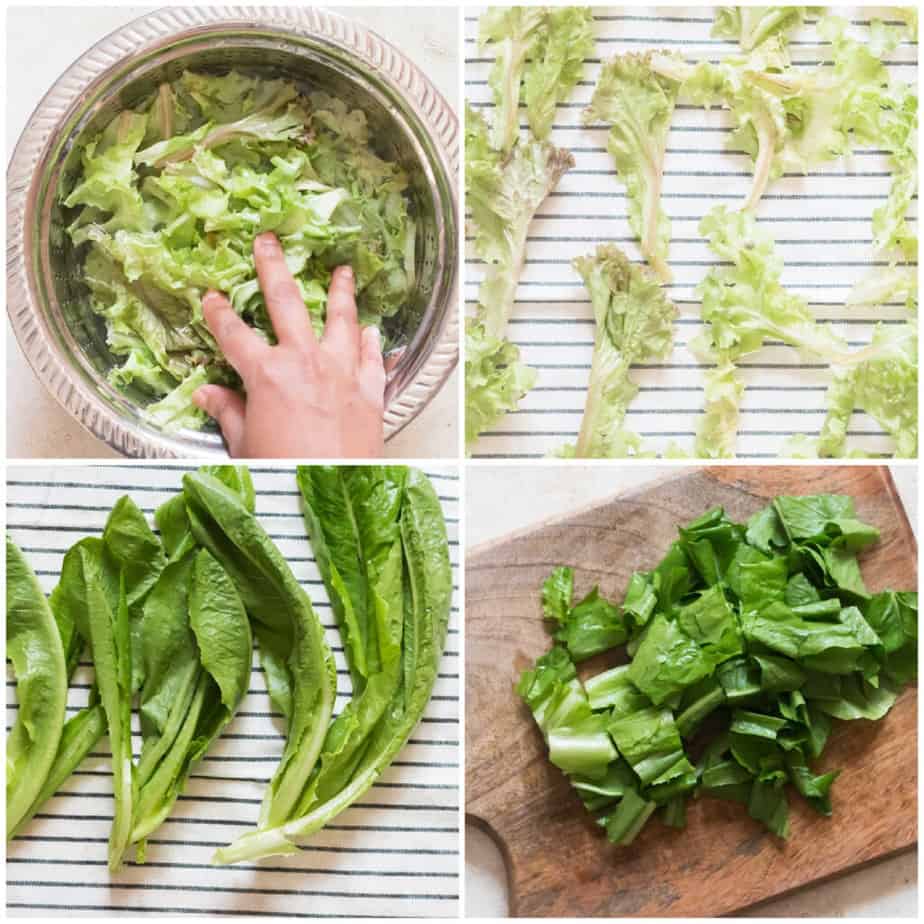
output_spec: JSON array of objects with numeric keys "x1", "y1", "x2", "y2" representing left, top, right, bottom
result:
[
  {"x1": 465, "y1": 464, "x2": 918, "y2": 917},
  {"x1": 6, "y1": 6, "x2": 459, "y2": 459}
]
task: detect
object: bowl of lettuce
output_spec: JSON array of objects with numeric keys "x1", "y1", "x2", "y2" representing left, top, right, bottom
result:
[{"x1": 8, "y1": 6, "x2": 458, "y2": 456}]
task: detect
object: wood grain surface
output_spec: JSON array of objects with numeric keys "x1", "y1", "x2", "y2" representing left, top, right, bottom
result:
[{"x1": 465, "y1": 466, "x2": 917, "y2": 917}]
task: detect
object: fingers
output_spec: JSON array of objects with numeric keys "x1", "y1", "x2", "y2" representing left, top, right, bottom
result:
[
  {"x1": 323, "y1": 266, "x2": 360, "y2": 366},
  {"x1": 253, "y1": 232, "x2": 317, "y2": 350},
  {"x1": 201, "y1": 290, "x2": 267, "y2": 380},
  {"x1": 358, "y1": 326, "x2": 386, "y2": 410},
  {"x1": 193, "y1": 385, "x2": 246, "y2": 456}
]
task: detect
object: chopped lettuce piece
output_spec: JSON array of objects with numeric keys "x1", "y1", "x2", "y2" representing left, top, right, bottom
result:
[{"x1": 519, "y1": 493, "x2": 916, "y2": 846}]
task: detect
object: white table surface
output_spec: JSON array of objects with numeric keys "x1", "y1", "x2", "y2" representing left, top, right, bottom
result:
[
  {"x1": 464, "y1": 464, "x2": 918, "y2": 917},
  {"x1": 6, "y1": 6, "x2": 459, "y2": 459}
]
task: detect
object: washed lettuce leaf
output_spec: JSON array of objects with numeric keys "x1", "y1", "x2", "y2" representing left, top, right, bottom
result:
[
  {"x1": 465, "y1": 318, "x2": 538, "y2": 452},
  {"x1": 564, "y1": 244, "x2": 677, "y2": 457},
  {"x1": 584, "y1": 53, "x2": 681, "y2": 280},
  {"x1": 62, "y1": 72, "x2": 416, "y2": 432},
  {"x1": 712, "y1": 7, "x2": 808, "y2": 52},
  {"x1": 847, "y1": 265, "x2": 917, "y2": 312},
  {"x1": 815, "y1": 321, "x2": 918, "y2": 458},
  {"x1": 815, "y1": 17, "x2": 918, "y2": 264},
  {"x1": 464, "y1": 105, "x2": 573, "y2": 451},
  {"x1": 694, "y1": 207, "x2": 915, "y2": 458},
  {"x1": 696, "y1": 207, "x2": 851, "y2": 365},
  {"x1": 695, "y1": 361, "x2": 744, "y2": 460},
  {"x1": 480, "y1": 6, "x2": 595, "y2": 152},
  {"x1": 657, "y1": 15, "x2": 905, "y2": 211}
]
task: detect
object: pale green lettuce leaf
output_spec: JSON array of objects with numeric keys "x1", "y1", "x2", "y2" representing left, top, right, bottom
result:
[
  {"x1": 565, "y1": 245, "x2": 676, "y2": 457},
  {"x1": 523, "y1": 8, "x2": 596, "y2": 141},
  {"x1": 480, "y1": 6, "x2": 595, "y2": 152},
  {"x1": 584, "y1": 53, "x2": 681, "y2": 281},
  {"x1": 695, "y1": 360, "x2": 744, "y2": 459},
  {"x1": 465, "y1": 318, "x2": 537, "y2": 453},
  {"x1": 712, "y1": 7, "x2": 808, "y2": 52},
  {"x1": 464, "y1": 105, "x2": 573, "y2": 450}
]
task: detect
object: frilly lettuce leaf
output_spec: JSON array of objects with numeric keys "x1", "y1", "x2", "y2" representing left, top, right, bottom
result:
[
  {"x1": 696, "y1": 206, "x2": 850, "y2": 364},
  {"x1": 712, "y1": 6, "x2": 808, "y2": 52},
  {"x1": 464, "y1": 104, "x2": 573, "y2": 451},
  {"x1": 696, "y1": 361, "x2": 744, "y2": 460},
  {"x1": 847, "y1": 265, "x2": 917, "y2": 312},
  {"x1": 467, "y1": 108, "x2": 575, "y2": 336},
  {"x1": 465, "y1": 317, "x2": 537, "y2": 452},
  {"x1": 818, "y1": 321, "x2": 918, "y2": 458},
  {"x1": 565, "y1": 245, "x2": 677, "y2": 457},
  {"x1": 584, "y1": 53, "x2": 681, "y2": 281},
  {"x1": 480, "y1": 6, "x2": 595, "y2": 153},
  {"x1": 522, "y1": 8, "x2": 596, "y2": 142},
  {"x1": 658, "y1": 15, "x2": 909, "y2": 212}
]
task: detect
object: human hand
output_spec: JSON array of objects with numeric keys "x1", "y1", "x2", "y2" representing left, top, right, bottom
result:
[{"x1": 193, "y1": 232, "x2": 385, "y2": 458}]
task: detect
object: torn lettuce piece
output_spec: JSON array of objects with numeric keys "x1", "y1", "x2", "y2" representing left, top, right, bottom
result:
[
  {"x1": 556, "y1": 586, "x2": 628, "y2": 662},
  {"x1": 584, "y1": 53, "x2": 681, "y2": 281},
  {"x1": 607, "y1": 706, "x2": 697, "y2": 796},
  {"x1": 585, "y1": 665, "x2": 649, "y2": 714},
  {"x1": 517, "y1": 646, "x2": 616, "y2": 780},
  {"x1": 565, "y1": 245, "x2": 677, "y2": 457},
  {"x1": 480, "y1": 6, "x2": 595, "y2": 152},
  {"x1": 542, "y1": 566, "x2": 574, "y2": 623},
  {"x1": 142, "y1": 366, "x2": 214, "y2": 433},
  {"x1": 541, "y1": 566, "x2": 629, "y2": 660}
]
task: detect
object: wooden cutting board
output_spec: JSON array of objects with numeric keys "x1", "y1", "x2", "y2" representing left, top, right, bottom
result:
[{"x1": 466, "y1": 466, "x2": 918, "y2": 917}]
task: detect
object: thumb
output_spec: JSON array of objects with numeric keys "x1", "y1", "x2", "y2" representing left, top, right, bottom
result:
[{"x1": 194, "y1": 385, "x2": 247, "y2": 457}]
